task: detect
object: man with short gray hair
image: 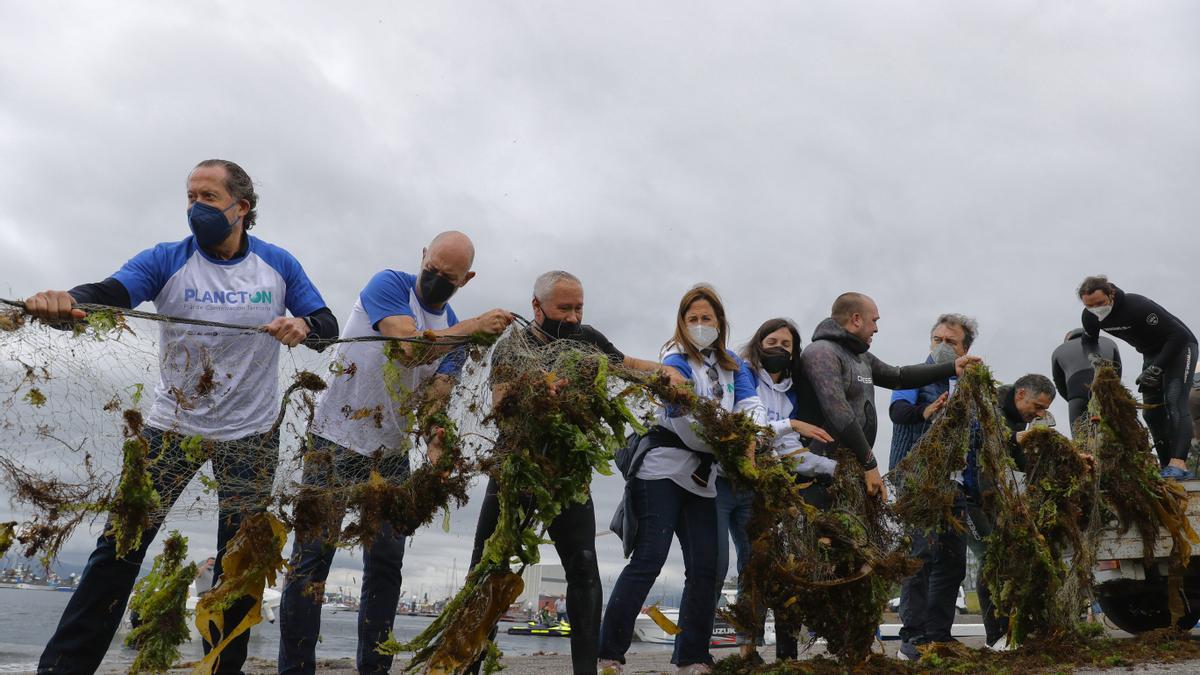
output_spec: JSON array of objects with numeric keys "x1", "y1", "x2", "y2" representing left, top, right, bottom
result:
[
  {"x1": 889, "y1": 313, "x2": 979, "y2": 658},
  {"x1": 464, "y1": 270, "x2": 681, "y2": 675}
]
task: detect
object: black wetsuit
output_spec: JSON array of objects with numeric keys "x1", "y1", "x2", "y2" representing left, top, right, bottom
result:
[
  {"x1": 466, "y1": 324, "x2": 623, "y2": 675},
  {"x1": 1082, "y1": 288, "x2": 1197, "y2": 466},
  {"x1": 1052, "y1": 330, "x2": 1121, "y2": 429}
]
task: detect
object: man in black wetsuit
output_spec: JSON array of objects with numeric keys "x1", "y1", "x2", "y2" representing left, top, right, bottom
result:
[
  {"x1": 465, "y1": 270, "x2": 680, "y2": 675},
  {"x1": 1077, "y1": 275, "x2": 1198, "y2": 480},
  {"x1": 1052, "y1": 328, "x2": 1122, "y2": 431}
]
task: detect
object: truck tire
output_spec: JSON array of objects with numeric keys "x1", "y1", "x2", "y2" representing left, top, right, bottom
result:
[{"x1": 1097, "y1": 583, "x2": 1200, "y2": 633}]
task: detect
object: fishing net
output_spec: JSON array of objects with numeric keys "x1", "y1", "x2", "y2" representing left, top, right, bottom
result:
[
  {"x1": 0, "y1": 299, "x2": 501, "y2": 669},
  {"x1": 892, "y1": 363, "x2": 1197, "y2": 647}
]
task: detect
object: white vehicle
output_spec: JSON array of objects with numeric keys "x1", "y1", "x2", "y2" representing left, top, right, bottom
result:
[{"x1": 1093, "y1": 479, "x2": 1200, "y2": 633}]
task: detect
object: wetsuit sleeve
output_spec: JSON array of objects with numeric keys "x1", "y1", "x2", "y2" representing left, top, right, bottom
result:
[
  {"x1": 1129, "y1": 294, "x2": 1193, "y2": 369},
  {"x1": 1082, "y1": 309, "x2": 1100, "y2": 339},
  {"x1": 801, "y1": 344, "x2": 876, "y2": 470},
  {"x1": 299, "y1": 307, "x2": 338, "y2": 352},
  {"x1": 869, "y1": 356, "x2": 956, "y2": 390},
  {"x1": 1052, "y1": 359, "x2": 1068, "y2": 399},
  {"x1": 67, "y1": 277, "x2": 132, "y2": 309}
]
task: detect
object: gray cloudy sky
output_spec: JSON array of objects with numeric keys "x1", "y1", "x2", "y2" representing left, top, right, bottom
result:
[{"x1": 2, "y1": 0, "x2": 1199, "y2": 609}]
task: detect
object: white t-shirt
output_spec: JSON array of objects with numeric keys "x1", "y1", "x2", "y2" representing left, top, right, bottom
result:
[
  {"x1": 310, "y1": 270, "x2": 461, "y2": 457},
  {"x1": 637, "y1": 348, "x2": 764, "y2": 497},
  {"x1": 753, "y1": 367, "x2": 836, "y2": 477},
  {"x1": 111, "y1": 235, "x2": 326, "y2": 441}
]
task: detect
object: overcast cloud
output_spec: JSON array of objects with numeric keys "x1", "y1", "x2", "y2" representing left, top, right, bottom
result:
[{"x1": 2, "y1": 0, "x2": 1199, "y2": 609}]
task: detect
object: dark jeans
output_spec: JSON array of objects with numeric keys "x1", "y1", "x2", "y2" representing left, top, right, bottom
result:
[
  {"x1": 278, "y1": 436, "x2": 410, "y2": 675},
  {"x1": 710, "y1": 476, "x2": 752, "y2": 649},
  {"x1": 466, "y1": 477, "x2": 601, "y2": 675},
  {"x1": 964, "y1": 501, "x2": 1007, "y2": 645},
  {"x1": 599, "y1": 478, "x2": 718, "y2": 668},
  {"x1": 39, "y1": 427, "x2": 278, "y2": 675},
  {"x1": 1142, "y1": 342, "x2": 1198, "y2": 466},
  {"x1": 899, "y1": 493, "x2": 967, "y2": 644}
]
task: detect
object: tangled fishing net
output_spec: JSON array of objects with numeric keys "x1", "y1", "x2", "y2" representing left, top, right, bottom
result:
[
  {"x1": 0, "y1": 299, "x2": 497, "y2": 670},
  {"x1": 892, "y1": 364, "x2": 1196, "y2": 649}
]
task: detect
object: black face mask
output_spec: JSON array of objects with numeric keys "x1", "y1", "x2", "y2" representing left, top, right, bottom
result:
[
  {"x1": 537, "y1": 317, "x2": 583, "y2": 340},
  {"x1": 417, "y1": 269, "x2": 457, "y2": 305},
  {"x1": 761, "y1": 347, "x2": 792, "y2": 375}
]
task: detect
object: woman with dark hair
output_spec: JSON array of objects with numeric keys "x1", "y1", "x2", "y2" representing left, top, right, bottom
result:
[
  {"x1": 598, "y1": 284, "x2": 763, "y2": 675},
  {"x1": 720, "y1": 318, "x2": 836, "y2": 659}
]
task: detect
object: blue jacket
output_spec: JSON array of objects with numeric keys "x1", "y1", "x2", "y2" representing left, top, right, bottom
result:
[{"x1": 888, "y1": 363, "x2": 979, "y2": 496}]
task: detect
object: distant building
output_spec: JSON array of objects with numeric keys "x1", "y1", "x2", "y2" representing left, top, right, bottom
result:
[{"x1": 519, "y1": 563, "x2": 567, "y2": 604}]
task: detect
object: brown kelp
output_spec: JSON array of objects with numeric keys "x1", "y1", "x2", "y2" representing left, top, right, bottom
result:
[
  {"x1": 380, "y1": 333, "x2": 641, "y2": 673},
  {"x1": 1087, "y1": 364, "x2": 1198, "y2": 624},
  {"x1": 193, "y1": 513, "x2": 288, "y2": 673}
]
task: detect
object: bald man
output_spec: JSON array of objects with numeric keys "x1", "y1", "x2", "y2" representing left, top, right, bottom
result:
[
  {"x1": 796, "y1": 292, "x2": 980, "y2": 500},
  {"x1": 278, "y1": 231, "x2": 512, "y2": 675}
]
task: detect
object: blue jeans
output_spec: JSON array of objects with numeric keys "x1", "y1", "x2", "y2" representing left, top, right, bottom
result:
[
  {"x1": 278, "y1": 436, "x2": 409, "y2": 675},
  {"x1": 898, "y1": 492, "x2": 967, "y2": 644},
  {"x1": 599, "y1": 478, "x2": 718, "y2": 667},
  {"x1": 39, "y1": 427, "x2": 278, "y2": 675},
  {"x1": 710, "y1": 476, "x2": 752, "y2": 649}
]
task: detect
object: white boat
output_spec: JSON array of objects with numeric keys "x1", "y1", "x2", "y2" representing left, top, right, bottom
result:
[
  {"x1": 631, "y1": 587, "x2": 776, "y2": 647},
  {"x1": 123, "y1": 582, "x2": 283, "y2": 639}
]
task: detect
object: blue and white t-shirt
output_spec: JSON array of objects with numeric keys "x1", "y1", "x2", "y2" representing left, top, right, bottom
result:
[
  {"x1": 310, "y1": 270, "x2": 461, "y2": 457},
  {"x1": 110, "y1": 235, "x2": 326, "y2": 441},
  {"x1": 638, "y1": 348, "x2": 765, "y2": 497}
]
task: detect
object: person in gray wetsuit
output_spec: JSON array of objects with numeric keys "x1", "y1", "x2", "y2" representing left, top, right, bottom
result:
[
  {"x1": 794, "y1": 292, "x2": 981, "y2": 500},
  {"x1": 1052, "y1": 328, "x2": 1122, "y2": 431}
]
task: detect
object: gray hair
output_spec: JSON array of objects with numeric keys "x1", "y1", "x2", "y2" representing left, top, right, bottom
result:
[
  {"x1": 1013, "y1": 373, "x2": 1056, "y2": 400},
  {"x1": 533, "y1": 270, "x2": 582, "y2": 301},
  {"x1": 932, "y1": 313, "x2": 979, "y2": 350}
]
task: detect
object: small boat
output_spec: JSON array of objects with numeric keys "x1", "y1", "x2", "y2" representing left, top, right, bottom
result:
[{"x1": 506, "y1": 619, "x2": 571, "y2": 638}]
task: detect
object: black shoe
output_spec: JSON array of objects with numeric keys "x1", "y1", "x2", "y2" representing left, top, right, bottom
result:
[{"x1": 898, "y1": 639, "x2": 921, "y2": 661}]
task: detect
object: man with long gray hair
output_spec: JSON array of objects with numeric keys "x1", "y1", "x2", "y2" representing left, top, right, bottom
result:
[{"x1": 888, "y1": 313, "x2": 978, "y2": 659}]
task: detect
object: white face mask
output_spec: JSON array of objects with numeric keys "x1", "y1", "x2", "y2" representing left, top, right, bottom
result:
[
  {"x1": 687, "y1": 324, "x2": 719, "y2": 350},
  {"x1": 1087, "y1": 304, "x2": 1113, "y2": 321}
]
